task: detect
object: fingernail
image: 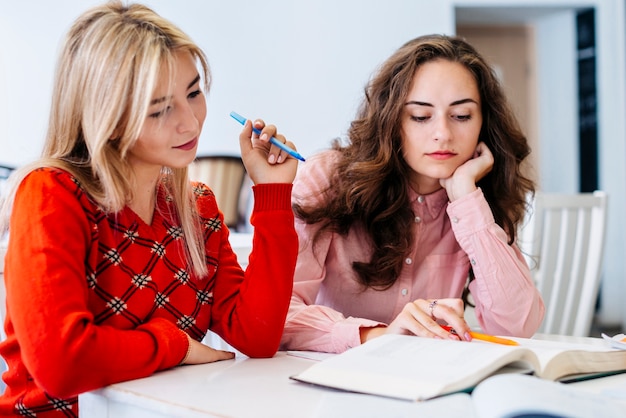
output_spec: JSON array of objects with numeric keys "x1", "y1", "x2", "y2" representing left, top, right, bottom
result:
[
  {"x1": 268, "y1": 154, "x2": 276, "y2": 164},
  {"x1": 465, "y1": 332, "x2": 472, "y2": 341},
  {"x1": 260, "y1": 133, "x2": 268, "y2": 141}
]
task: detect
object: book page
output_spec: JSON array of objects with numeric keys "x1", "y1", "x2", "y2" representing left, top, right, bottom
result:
[
  {"x1": 292, "y1": 334, "x2": 538, "y2": 400},
  {"x1": 507, "y1": 337, "x2": 626, "y2": 380},
  {"x1": 472, "y1": 374, "x2": 625, "y2": 418}
]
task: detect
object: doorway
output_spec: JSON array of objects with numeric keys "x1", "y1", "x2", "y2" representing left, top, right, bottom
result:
[{"x1": 456, "y1": 25, "x2": 538, "y2": 184}]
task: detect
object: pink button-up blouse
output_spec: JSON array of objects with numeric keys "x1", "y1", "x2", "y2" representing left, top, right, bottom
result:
[{"x1": 280, "y1": 151, "x2": 544, "y2": 353}]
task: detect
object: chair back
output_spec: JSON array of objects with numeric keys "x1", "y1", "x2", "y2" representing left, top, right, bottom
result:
[
  {"x1": 518, "y1": 191, "x2": 608, "y2": 336},
  {"x1": 188, "y1": 155, "x2": 251, "y2": 231}
]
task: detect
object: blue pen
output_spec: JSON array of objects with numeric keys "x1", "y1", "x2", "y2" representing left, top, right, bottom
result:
[{"x1": 230, "y1": 111, "x2": 305, "y2": 162}]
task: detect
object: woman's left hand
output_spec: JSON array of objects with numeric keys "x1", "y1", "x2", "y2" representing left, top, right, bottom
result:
[
  {"x1": 237, "y1": 118, "x2": 299, "y2": 185},
  {"x1": 439, "y1": 142, "x2": 494, "y2": 201}
]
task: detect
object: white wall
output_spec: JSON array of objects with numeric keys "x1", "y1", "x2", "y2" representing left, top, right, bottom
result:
[
  {"x1": 0, "y1": 0, "x2": 452, "y2": 166},
  {"x1": 535, "y1": 11, "x2": 579, "y2": 194}
]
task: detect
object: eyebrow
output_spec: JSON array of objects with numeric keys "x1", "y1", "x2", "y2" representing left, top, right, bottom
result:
[
  {"x1": 150, "y1": 74, "x2": 202, "y2": 105},
  {"x1": 405, "y1": 98, "x2": 479, "y2": 107}
]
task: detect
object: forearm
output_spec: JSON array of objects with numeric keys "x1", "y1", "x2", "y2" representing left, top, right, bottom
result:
[
  {"x1": 282, "y1": 296, "x2": 383, "y2": 353},
  {"x1": 448, "y1": 189, "x2": 545, "y2": 336},
  {"x1": 211, "y1": 183, "x2": 297, "y2": 357}
]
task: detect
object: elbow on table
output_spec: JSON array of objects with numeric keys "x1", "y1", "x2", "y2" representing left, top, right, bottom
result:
[
  {"x1": 29, "y1": 354, "x2": 102, "y2": 399},
  {"x1": 234, "y1": 328, "x2": 283, "y2": 358},
  {"x1": 477, "y1": 303, "x2": 545, "y2": 338},
  {"x1": 240, "y1": 339, "x2": 281, "y2": 358},
  {"x1": 33, "y1": 368, "x2": 92, "y2": 400}
]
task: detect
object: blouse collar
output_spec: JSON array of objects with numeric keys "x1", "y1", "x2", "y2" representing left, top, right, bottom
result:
[{"x1": 408, "y1": 187, "x2": 449, "y2": 219}]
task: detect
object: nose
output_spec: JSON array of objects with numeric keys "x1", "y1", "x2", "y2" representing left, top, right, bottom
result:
[
  {"x1": 176, "y1": 102, "x2": 200, "y2": 134},
  {"x1": 433, "y1": 117, "x2": 452, "y2": 142}
]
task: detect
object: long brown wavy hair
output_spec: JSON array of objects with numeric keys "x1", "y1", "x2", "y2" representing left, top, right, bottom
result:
[{"x1": 293, "y1": 34, "x2": 535, "y2": 290}]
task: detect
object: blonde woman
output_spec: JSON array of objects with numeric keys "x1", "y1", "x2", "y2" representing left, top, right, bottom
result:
[{"x1": 0, "y1": 1, "x2": 299, "y2": 416}]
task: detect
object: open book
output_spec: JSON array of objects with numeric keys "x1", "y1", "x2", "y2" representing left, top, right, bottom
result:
[
  {"x1": 291, "y1": 334, "x2": 626, "y2": 401},
  {"x1": 312, "y1": 374, "x2": 626, "y2": 418}
]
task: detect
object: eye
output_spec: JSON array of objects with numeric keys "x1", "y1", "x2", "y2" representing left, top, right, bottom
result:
[
  {"x1": 410, "y1": 115, "x2": 430, "y2": 123},
  {"x1": 188, "y1": 89, "x2": 202, "y2": 99},
  {"x1": 149, "y1": 106, "x2": 172, "y2": 119},
  {"x1": 454, "y1": 114, "x2": 472, "y2": 121}
]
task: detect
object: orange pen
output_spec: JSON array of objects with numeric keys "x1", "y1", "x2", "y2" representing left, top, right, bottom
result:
[{"x1": 440, "y1": 325, "x2": 519, "y2": 346}]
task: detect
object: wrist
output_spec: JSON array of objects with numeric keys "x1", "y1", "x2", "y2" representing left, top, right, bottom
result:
[
  {"x1": 180, "y1": 332, "x2": 192, "y2": 365},
  {"x1": 359, "y1": 325, "x2": 387, "y2": 343},
  {"x1": 448, "y1": 184, "x2": 477, "y2": 202}
]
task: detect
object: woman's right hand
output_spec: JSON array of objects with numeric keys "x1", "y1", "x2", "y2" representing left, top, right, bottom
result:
[
  {"x1": 182, "y1": 337, "x2": 235, "y2": 365},
  {"x1": 237, "y1": 118, "x2": 299, "y2": 185},
  {"x1": 360, "y1": 298, "x2": 471, "y2": 343}
]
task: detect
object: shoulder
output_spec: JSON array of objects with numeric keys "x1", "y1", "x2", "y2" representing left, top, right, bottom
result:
[
  {"x1": 13, "y1": 166, "x2": 99, "y2": 225},
  {"x1": 293, "y1": 149, "x2": 341, "y2": 203},
  {"x1": 19, "y1": 166, "x2": 86, "y2": 199},
  {"x1": 297, "y1": 149, "x2": 340, "y2": 178}
]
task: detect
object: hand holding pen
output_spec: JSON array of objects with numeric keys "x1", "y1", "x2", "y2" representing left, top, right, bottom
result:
[
  {"x1": 231, "y1": 111, "x2": 305, "y2": 162},
  {"x1": 362, "y1": 298, "x2": 472, "y2": 343},
  {"x1": 441, "y1": 325, "x2": 519, "y2": 346},
  {"x1": 231, "y1": 111, "x2": 300, "y2": 185}
]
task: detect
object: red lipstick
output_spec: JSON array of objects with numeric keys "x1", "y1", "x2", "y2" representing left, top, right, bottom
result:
[{"x1": 175, "y1": 138, "x2": 198, "y2": 151}]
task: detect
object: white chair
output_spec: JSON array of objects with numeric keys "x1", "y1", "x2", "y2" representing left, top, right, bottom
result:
[{"x1": 518, "y1": 191, "x2": 608, "y2": 337}]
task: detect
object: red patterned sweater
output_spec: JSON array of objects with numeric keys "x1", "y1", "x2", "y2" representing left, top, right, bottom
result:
[{"x1": 0, "y1": 167, "x2": 297, "y2": 417}]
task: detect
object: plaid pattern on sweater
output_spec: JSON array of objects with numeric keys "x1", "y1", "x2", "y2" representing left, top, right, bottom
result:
[{"x1": 0, "y1": 168, "x2": 297, "y2": 417}]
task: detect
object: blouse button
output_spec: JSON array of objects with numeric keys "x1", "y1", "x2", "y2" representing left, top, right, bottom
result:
[
  {"x1": 414, "y1": 216, "x2": 422, "y2": 223},
  {"x1": 401, "y1": 288, "x2": 408, "y2": 296},
  {"x1": 417, "y1": 196, "x2": 425, "y2": 203},
  {"x1": 471, "y1": 258, "x2": 477, "y2": 266},
  {"x1": 452, "y1": 216, "x2": 459, "y2": 223},
  {"x1": 405, "y1": 257, "x2": 412, "y2": 265}
]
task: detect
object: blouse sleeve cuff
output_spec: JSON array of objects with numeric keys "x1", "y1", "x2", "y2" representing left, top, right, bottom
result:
[
  {"x1": 446, "y1": 188, "x2": 495, "y2": 238},
  {"x1": 331, "y1": 317, "x2": 386, "y2": 352}
]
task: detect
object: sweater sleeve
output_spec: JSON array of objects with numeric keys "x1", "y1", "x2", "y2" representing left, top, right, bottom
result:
[
  {"x1": 208, "y1": 183, "x2": 298, "y2": 358},
  {"x1": 447, "y1": 188, "x2": 545, "y2": 337},
  {"x1": 280, "y1": 152, "x2": 383, "y2": 353},
  {"x1": 4, "y1": 169, "x2": 188, "y2": 398}
]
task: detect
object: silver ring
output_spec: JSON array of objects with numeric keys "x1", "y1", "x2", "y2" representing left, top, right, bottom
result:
[{"x1": 428, "y1": 300, "x2": 438, "y2": 320}]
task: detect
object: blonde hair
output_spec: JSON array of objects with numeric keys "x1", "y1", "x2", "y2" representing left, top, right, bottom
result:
[{"x1": 0, "y1": 1, "x2": 211, "y2": 276}]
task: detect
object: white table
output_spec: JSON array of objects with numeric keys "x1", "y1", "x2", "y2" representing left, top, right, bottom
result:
[
  {"x1": 79, "y1": 352, "x2": 330, "y2": 418},
  {"x1": 80, "y1": 339, "x2": 626, "y2": 418}
]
